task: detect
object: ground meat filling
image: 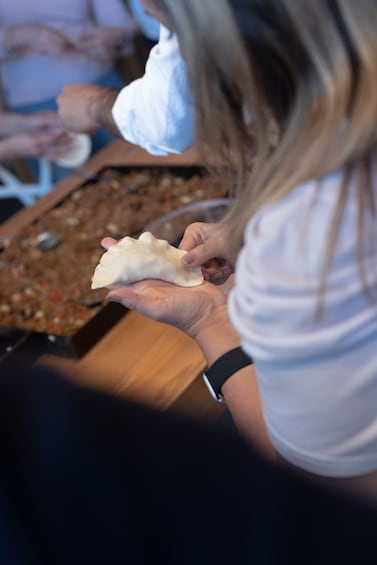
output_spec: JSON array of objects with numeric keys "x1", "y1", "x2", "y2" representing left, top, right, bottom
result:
[{"x1": 0, "y1": 168, "x2": 225, "y2": 336}]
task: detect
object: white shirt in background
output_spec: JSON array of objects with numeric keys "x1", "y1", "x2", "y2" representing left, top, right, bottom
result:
[{"x1": 112, "y1": 26, "x2": 194, "y2": 156}]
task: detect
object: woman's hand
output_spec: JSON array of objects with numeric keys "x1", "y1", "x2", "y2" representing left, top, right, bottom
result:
[
  {"x1": 107, "y1": 278, "x2": 229, "y2": 340},
  {"x1": 179, "y1": 222, "x2": 234, "y2": 284},
  {"x1": 101, "y1": 237, "x2": 229, "y2": 341}
]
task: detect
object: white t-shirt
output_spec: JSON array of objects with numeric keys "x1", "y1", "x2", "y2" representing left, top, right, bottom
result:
[
  {"x1": 228, "y1": 166, "x2": 377, "y2": 478},
  {"x1": 112, "y1": 26, "x2": 194, "y2": 156}
]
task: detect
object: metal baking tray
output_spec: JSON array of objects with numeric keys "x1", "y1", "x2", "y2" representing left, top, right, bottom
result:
[{"x1": 0, "y1": 301, "x2": 125, "y2": 365}]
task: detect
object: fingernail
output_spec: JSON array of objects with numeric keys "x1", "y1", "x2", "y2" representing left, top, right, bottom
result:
[{"x1": 182, "y1": 254, "x2": 195, "y2": 265}]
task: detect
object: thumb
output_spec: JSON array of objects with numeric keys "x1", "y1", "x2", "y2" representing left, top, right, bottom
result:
[
  {"x1": 106, "y1": 288, "x2": 163, "y2": 321},
  {"x1": 106, "y1": 288, "x2": 143, "y2": 311}
]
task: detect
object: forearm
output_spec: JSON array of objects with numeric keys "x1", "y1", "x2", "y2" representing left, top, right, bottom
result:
[
  {"x1": 222, "y1": 366, "x2": 276, "y2": 461},
  {"x1": 194, "y1": 318, "x2": 276, "y2": 461},
  {"x1": 194, "y1": 310, "x2": 241, "y2": 367},
  {"x1": 0, "y1": 113, "x2": 27, "y2": 136},
  {"x1": 0, "y1": 136, "x2": 22, "y2": 160},
  {"x1": 88, "y1": 88, "x2": 120, "y2": 135}
]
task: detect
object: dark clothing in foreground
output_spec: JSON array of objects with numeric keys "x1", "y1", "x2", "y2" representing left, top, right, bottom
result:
[{"x1": 0, "y1": 363, "x2": 376, "y2": 565}]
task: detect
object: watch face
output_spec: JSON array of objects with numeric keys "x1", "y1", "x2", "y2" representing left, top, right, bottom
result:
[{"x1": 202, "y1": 373, "x2": 226, "y2": 403}]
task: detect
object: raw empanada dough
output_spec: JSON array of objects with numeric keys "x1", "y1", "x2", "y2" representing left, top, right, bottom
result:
[
  {"x1": 91, "y1": 231, "x2": 204, "y2": 289},
  {"x1": 55, "y1": 133, "x2": 91, "y2": 168}
]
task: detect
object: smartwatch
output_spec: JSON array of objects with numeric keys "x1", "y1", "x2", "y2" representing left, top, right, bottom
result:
[{"x1": 202, "y1": 346, "x2": 253, "y2": 403}]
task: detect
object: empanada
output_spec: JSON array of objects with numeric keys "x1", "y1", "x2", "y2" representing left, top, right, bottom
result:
[{"x1": 91, "y1": 231, "x2": 203, "y2": 289}]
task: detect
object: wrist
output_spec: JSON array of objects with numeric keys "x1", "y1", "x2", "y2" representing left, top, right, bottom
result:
[
  {"x1": 193, "y1": 305, "x2": 241, "y2": 367},
  {"x1": 89, "y1": 88, "x2": 119, "y2": 131},
  {"x1": 203, "y1": 346, "x2": 253, "y2": 403}
]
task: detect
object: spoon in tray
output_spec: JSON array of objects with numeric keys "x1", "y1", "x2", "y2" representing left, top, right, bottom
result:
[{"x1": 0, "y1": 231, "x2": 61, "y2": 250}]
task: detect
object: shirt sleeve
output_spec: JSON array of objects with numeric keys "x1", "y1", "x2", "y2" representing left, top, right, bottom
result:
[{"x1": 111, "y1": 26, "x2": 195, "y2": 156}]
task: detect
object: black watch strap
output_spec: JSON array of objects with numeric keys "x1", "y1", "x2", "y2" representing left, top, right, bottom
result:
[{"x1": 203, "y1": 346, "x2": 253, "y2": 403}]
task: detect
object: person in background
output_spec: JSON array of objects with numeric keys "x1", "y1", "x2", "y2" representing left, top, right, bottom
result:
[
  {"x1": 57, "y1": 17, "x2": 194, "y2": 156},
  {"x1": 0, "y1": 110, "x2": 73, "y2": 162},
  {"x1": 100, "y1": 0, "x2": 377, "y2": 502},
  {"x1": 0, "y1": 0, "x2": 137, "y2": 181}
]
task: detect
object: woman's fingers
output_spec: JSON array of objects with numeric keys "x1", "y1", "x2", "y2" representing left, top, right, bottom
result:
[
  {"x1": 202, "y1": 258, "x2": 233, "y2": 284},
  {"x1": 180, "y1": 221, "x2": 232, "y2": 269},
  {"x1": 182, "y1": 240, "x2": 222, "y2": 267},
  {"x1": 101, "y1": 237, "x2": 118, "y2": 250},
  {"x1": 105, "y1": 278, "x2": 228, "y2": 337}
]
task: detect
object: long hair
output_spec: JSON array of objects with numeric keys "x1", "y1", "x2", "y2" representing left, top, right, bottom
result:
[{"x1": 152, "y1": 0, "x2": 377, "y2": 294}]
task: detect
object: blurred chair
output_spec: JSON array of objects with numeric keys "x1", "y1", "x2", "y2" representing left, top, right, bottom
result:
[{"x1": 0, "y1": 158, "x2": 52, "y2": 206}]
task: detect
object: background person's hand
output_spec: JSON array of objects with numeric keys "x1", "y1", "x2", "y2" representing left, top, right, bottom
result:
[
  {"x1": 0, "y1": 111, "x2": 63, "y2": 137},
  {"x1": 57, "y1": 84, "x2": 118, "y2": 133},
  {"x1": 179, "y1": 222, "x2": 234, "y2": 285},
  {"x1": 5, "y1": 24, "x2": 74, "y2": 58},
  {"x1": 42, "y1": 131, "x2": 78, "y2": 161},
  {"x1": 2, "y1": 130, "x2": 75, "y2": 160},
  {"x1": 24, "y1": 111, "x2": 65, "y2": 134}
]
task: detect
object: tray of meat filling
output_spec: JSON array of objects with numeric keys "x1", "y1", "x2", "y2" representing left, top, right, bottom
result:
[{"x1": 0, "y1": 165, "x2": 227, "y2": 362}]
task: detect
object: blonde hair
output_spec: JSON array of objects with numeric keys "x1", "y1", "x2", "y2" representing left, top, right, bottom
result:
[{"x1": 154, "y1": 0, "x2": 377, "y2": 292}]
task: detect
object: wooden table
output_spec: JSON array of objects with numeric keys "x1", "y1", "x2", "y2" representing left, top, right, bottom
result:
[{"x1": 0, "y1": 140, "x2": 225, "y2": 421}]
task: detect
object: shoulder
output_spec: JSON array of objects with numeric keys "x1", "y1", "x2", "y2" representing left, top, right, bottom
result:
[{"x1": 243, "y1": 170, "x2": 347, "y2": 283}]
